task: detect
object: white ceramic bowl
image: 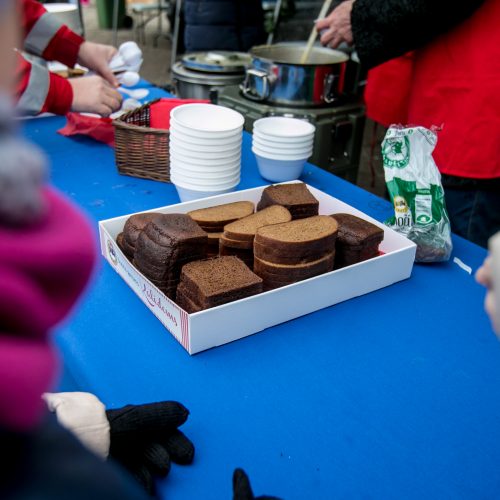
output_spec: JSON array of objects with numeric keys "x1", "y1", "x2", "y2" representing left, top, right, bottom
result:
[
  {"x1": 253, "y1": 130, "x2": 314, "y2": 147},
  {"x1": 170, "y1": 118, "x2": 243, "y2": 139},
  {"x1": 170, "y1": 142, "x2": 241, "y2": 160},
  {"x1": 252, "y1": 137, "x2": 313, "y2": 155},
  {"x1": 171, "y1": 104, "x2": 244, "y2": 133},
  {"x1": 251, "y1": 146, "x2": 312, "y2": 161},
  {"x1": 174, "y1": 183, "x2": 239, "y2": 202},
  {"x1": 172, "y1": 161, "x2": 240, "y2": 175},
  {"x1": 171, "y1": 173, "x2": 240, "y2": 188},
  {"x1": 170, "y1": 149, "x2": 241, "y2": 166},
  {"x1": 171, "y1": 172, "x2": 240, "y2": 189},
  {"x1": 253, "y1": 116, "x2": 315, "y2": 138},
  {"x1": 170, "y1": 166, "x2": 240, "y2": 182},
  {"x1": 170, "y1": 131, "x2": 242, "y2": 151},
  {"x1": 169, "y1": 129, "x2": 243, "y2": 147},
  {"x1": 170, "y1": 158, "x2": 241, "y2": 174},
  {"x1": 254, "y1": 154, "x2": 306, "y2": 183}
]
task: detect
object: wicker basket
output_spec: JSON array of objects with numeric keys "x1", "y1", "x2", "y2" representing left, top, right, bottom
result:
[{"x1": 113, "y1": 99, "x2": 171, "y2": 183}]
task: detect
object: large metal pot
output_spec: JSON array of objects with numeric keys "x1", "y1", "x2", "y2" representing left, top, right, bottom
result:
[
  {"x1": 172, "y1": 52, "x2": 251, "y2": 100},
  {"x1": 241, "y1": 43, "x2": 349, "y2": 107}
]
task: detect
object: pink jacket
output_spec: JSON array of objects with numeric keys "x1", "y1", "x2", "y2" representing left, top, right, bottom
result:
[{"x1": 0, "y1": 187, "x2": 96, "y2": 431}]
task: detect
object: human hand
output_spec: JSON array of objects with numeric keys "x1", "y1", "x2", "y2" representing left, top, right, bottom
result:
[
  {"x1": 476, "y1": 255, "x2": 500, "y2": 336},
  {"x1": 77, "y1": 41, "x2": 119, "y2": 87},
  {"x1": 232, "y1": 468, "x2": 282, "y2": 500},
  {"x1": 316, "y1": 0, "x2": 355, "y2": 49},
  {"x1": 106, "y1": 401, "x2": 195, "y2": 497},
  {"x1": 69, "y1": 75, "x2": 122, "y2": 116}
]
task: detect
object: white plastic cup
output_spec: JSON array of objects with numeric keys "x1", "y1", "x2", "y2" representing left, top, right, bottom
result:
[
  {"x1": 251, "y1": 146, "x2": 312, "y2": 161},
  {"x1": 171, "y1": 103, "x2": 244, "y2": 133},
  {"x1": 254, "y1": 154, "x2": 306, "y2": 183},
  {"x1": 253, "y1": 116, "x2": 315, "y2": 138}
]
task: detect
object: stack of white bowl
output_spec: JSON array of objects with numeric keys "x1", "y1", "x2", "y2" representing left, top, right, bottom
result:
[
  {"x1": 252, "y1": 117, "x2": 316, "y2": 182},
  {"x1": 169, "y1": 104, "x2": 244, "y2": 201}
]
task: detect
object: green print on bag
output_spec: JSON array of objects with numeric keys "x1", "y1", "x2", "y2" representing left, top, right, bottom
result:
[
  {"x1": 382, "y1": 125, "x2": 453, "y2": 263},
  {"x1": 382, "y1": 136, "x2": 410, "y2": 168}
]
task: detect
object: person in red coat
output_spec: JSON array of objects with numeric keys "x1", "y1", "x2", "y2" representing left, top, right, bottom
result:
[
  {"x1": 316, "y1": 0, "x2": 500, "y2": 248},
  {"x1": 16, "y1": 0, "x2": 122, "y2": 116}
]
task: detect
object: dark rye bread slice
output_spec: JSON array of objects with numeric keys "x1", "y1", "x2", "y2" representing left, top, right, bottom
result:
[
  {"x1": 334, "y1": 247, "x2": 380, "y2": 269},
  {"x1": 256, "y1": 183, "x2": 319, "y2": 219},
  {"x1": 180, "y1": 275, "x2": 262, "y2": 309},
  {"x1": 223, "y1": 205, "x2": 292, "y2": 243},
  {"x1": 330, "y1": 213, "x2": 384, "y2": 247},
  {"x1": 180, "y1": 256, "x2": 263, "y2": 308},
  {"x1": 254, "y1": 216, "x2": 338, "y2": 261},
  {"x1": 219, "y1": 247, "x2": 253, "y2": 268},
  {"x1": 207, "y1": 232, "x2": 222, "y2": 245},
  {"x1": 134, "y1": 252, "x2": 205, "y2": 281},
  {"x1": 198, "y1": 224, "x2": 225, "y2": 233},
  {"x1": 254, "y1": 252, "x2": 335, "y2": 279},
  {"x1": 253, "y1": 241, "x2": 328, "y2": 265},
  {"x1": 176, "y1": 285, "x2": 203, "y2": 313},
  {"x1": 187, "y1": 201, "x2": 254, "y2": 228},
  {"x1": 219, "y1": 234, "x2": 253, "y2": 250}
]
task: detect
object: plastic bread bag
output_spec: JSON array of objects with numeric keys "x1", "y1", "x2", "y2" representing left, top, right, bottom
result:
[{"x1": 382, "y1": 125, "x2": 452, "y2": 263}]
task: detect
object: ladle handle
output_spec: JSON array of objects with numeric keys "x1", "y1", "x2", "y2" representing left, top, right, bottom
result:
[{"x1": 300, "y1": 0, "x2": 335, "y2": 64}]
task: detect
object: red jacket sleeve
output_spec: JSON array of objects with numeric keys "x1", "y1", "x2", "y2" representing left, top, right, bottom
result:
[
  {"x1": 15, "y1": 53, "x2": 73, "y2": 116},
  {"x1": 21, "y1": 0, "x2": 84, "y2": 68}
]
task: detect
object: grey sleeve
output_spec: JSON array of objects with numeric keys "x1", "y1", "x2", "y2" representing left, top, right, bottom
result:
[{"x1": 351, "y1": 0, "x2": 486, "y2": 69}]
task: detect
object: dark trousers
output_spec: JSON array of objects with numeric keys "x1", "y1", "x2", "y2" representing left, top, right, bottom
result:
[
  {"x1": 443, "y1": 182, "x2": 500, "y2": 249},
  {"x1": 1, "y1": 414, "x2": 148, "y2": 500}
]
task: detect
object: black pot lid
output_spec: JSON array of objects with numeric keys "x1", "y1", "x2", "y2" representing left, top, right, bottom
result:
[{"x1": 181, "y1": 51, "x2": 252, "y2": 73}]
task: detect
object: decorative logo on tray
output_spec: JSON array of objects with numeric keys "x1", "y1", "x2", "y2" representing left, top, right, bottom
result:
[{"x1": 107, "y1": 239, "x2": 118, "y2": 265}]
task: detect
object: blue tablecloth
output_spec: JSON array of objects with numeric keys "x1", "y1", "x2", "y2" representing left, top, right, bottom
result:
[{"x1": 21, "y1": 93, "x2": 500, "y2": 500}]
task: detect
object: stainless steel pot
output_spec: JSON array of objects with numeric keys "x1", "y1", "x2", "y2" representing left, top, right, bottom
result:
[
  {"x1": 172, "y1": 51, "x2": 251, "y2": 100},
  {"x1": 241, "y1": 43, "x2": 349, "y2": 107},
  {"x1": 172, "y1": 62, "x2": 245, "y2": 99}
]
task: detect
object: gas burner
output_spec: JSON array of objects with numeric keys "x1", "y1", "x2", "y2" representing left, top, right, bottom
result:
[{"x1": 216, "y1": 85, "x2": 365, "y2": 182}]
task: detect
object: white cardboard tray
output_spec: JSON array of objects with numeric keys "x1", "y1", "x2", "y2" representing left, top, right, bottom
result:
[{"x1": 99, "y1": 182, "x2": 416, "y2": 354}]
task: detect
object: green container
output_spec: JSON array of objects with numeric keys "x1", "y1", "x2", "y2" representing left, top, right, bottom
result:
[{"x1": 96, "y1": 0, "x2": 126, "y2": 29}]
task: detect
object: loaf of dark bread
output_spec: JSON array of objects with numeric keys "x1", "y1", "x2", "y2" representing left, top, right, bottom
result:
[{"x1": 134, "y1": 213, "x2": 207, "y2": 298}]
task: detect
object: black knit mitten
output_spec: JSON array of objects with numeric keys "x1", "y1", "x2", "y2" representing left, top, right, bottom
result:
[
  {"x1": 232, "y1": 468, "x2": 282, "y2": 500},
  {"x1": 106, "y1": 401, "x2": 195, "y2": 497}
]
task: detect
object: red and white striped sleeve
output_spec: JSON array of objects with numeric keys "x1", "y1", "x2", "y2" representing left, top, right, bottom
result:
[
  {"x1": 21, "y1": 0, "x2": 84, "y2": 66},
  {"x1": 15, "y1": 52, "x2": 73, "y2": 116},
  {"x1": 15, "y1": 0, "x2": 84, "y2": 115}
]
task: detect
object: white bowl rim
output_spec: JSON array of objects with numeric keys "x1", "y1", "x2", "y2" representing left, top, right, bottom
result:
[
  {"x1": 170, "y1": 144, "x2": 241, "y2": 158},
  {"x1": 252, "y1": 138, "x2": 314, "y2": 153},
  {"x1": 170, "y1": 135, "x2": 242, "y2": 151},
  {"x1": 170, "y1": 104, "x2": 244, "y2": 132},
  {"x1": 252, "y1": 131, "x2": 314, "y2": 144},
  {"x1": 252, "y1": 147, "x2": 312, "y2": 161},
  {"x1": 169, "y1": 128, "x2": 243, "y2": 144},
  {"x1": 170, "y1": 151, "x2": 241, "y2": 165},
  {"x1": 170, "y1": 167, "x2": 240, "y2": 179},
  {"x1": 170, "y1": 157, "x2": 241, "y2": 169},
  {"x1": 172, "y1": 177, "x2": 240, "y2": 191},
  {"x1": 253, "y1": 116, "x2": 315, "y2": 137}
]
